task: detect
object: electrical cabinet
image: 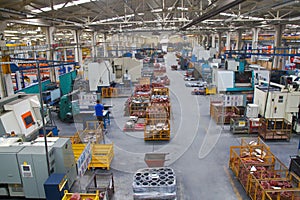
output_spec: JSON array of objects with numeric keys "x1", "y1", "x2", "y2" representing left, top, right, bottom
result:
[
  {"x1": 52, "y1": 138, "x2": 77, "y2": 187},
  {"x1": 246, "y1": 104, "x2": 259, "y2": 118},
  {"x1": 0, "y1": 146, "x2": 23, "y2": 184},
  {"x1": 215, "y1": 70, "x2": 234, "y2": 92},
  {"x1": 44, "y1": 173, "x2": 68, "y2": 200},
  {"x1": 225, "y1": 59, "x2": 239, "y2": 71},
  {"x1": 254, "y1": 86, "x2": 300, "y2": 122},
  {"x1": 17, "y1": 146, "x2": 55, "y2": 199}
]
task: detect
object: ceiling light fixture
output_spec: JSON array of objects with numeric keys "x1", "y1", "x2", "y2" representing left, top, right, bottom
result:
[
  {"x1": 4, "y1": 30, "x2": 19, "y2": 34},
  {"x1": 272, "y1": 0, "x2": 299, "y2": 10},
  {"x1": 31, "y1": 0, "x2": 96, "y2": 13}
]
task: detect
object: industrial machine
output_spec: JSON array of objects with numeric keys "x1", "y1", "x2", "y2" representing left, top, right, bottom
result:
[
  {"x1": 254, "y1": 80, "x2": 300, "y2": 127},
  {"x1": 0, "y1": 137, "x2": 77, "y2": 199},
  {"x1": 42, "y1": 83, "x2": 61, "y2": 106},
  {"x1": 213, "y1": 58, "x2": 264, "y2": 93},
  {"x1": 87, "y1": 61, "x2": 114, "y2": 92},
  {"x1": 0, "y1": 94, "x2": 46, "y2": 141},
  {"x1": 58, "y1": 90, "x2": 80, "y2": 122}
]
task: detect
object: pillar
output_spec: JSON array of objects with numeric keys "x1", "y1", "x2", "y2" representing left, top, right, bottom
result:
[
  {"x1": 236, "y1": 29, "x2": 242, "y2": 50},
  {"x1": 91, "y1": 31, "x2": 97, "y2": 59},
  {"x1": 73, "y1": 30, "x2": 83, "y2": 67},
  {"x1": 218, "y1": 32, "x2": 222, "y2": 56},
  {"x1": 0, "y1": 22, "x2": 13, "y2": 97},
  {"x1": 273, "y1": 24, "x2": 284, "y2": 69},
  {"x1": 211, "y1": 34, "x2": 216, "y2": 48},
  {"x1": 45, "y1": 26, "x2": 57, "y2": 82},
  {"x1": 103, "y1": 33, "x2": 108, "y2": 57},
  {"x1": 226, "y1": 32, "x2": 231, "y2": 51},
  {"x1": 251, "y1": 28, "x2": 260, "y2": 63}
]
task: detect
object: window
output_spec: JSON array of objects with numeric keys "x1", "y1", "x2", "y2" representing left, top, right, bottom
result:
[
  {"x1": 278, "y1": 96, "x2": 284, "y2": 103},
  {"x1": 21, "y1": 111, "x2": 34, "y2": 129}
]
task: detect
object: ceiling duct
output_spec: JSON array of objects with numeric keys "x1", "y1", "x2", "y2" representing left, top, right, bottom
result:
[{"x1": 180, "y1": 0, "x2": 246, "y2": 30}]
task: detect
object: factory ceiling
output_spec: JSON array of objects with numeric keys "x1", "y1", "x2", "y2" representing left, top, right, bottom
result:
[{"x1": 0, "y1": 0, "x2": 299, "y2": 35}]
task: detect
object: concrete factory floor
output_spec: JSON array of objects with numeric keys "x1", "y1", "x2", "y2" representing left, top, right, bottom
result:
[{"x1": 54, "y1": 53, "x2": 300, "y2": 200}]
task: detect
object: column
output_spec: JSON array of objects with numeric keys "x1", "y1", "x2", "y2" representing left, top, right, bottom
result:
[
  {"x1": 45, "y1": 26, "x2": 57, "y2": 82},
  {"x1": 236, "y1": 29, "x2": 242, "y2": 50},
  {"x1": 0, "y1": 22, "x2": 6, "y2": 46},
  {"x1": 0, "y1": 21, "x2": 7, "y2": 98},
  {"x1": 218, "y1": 32, "x2": 222, "y2": 57},
  {"x1": 201, "y1": 35, "x2": 206, "y2": 47},
  {"x1": 251, "y1": 28, "x2": 260, "y2": 63},
  {"x1": 211, "y1": 34, "x2": 216, "y2": 48},
  {"x1": 206, "y1": 34, "x2": 211, "y2": 48},
  {"x1": 273, "y1": 24, "x2": 284, "y2": 69},
  {"x1": 91, "y1": 31, "x2": 98, "y2": 59},
  {"x1": 226, "y1": 32, "x2": 231, "y2": 51},
  {"x1": 73, "y1": 30, "x2": 83, "y2": 67},
  {"x1": 103, "y1": 33, "x2": 108, "y2": 57},
  {"x1": 0, "y1": 22, "x2": 13, "y2": 97}
]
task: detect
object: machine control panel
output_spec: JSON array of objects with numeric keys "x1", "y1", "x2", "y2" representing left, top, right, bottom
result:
[{"x1": 21, "y1": 164, "x2": 32, "y2": 177}]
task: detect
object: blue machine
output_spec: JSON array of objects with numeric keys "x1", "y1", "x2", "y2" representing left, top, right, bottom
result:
[
  {"x1": 44, "y1": 173, "x2": 68, "y2": 200},
  {"x1": 226, "y1": 59, "x2": 255, "y2": 93}
]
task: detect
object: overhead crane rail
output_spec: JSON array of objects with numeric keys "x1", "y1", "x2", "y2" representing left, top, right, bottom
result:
[{"x1": 225, "y1": 47, "x2": 300, "y2": 57}]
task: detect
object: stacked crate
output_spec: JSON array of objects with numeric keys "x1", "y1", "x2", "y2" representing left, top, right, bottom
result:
[
  {"x1": 258, "y1": 118, "x2": 292, "y2": 141},
  {"x1": 144, "y1": 87, "x2": 171, "y2": 141},
  {"x1": 133, "y1": 167, "x2": 176, "y2": 199},
  {"x1": 229, "y1": 137, "x2": 300, "y2": 200}
]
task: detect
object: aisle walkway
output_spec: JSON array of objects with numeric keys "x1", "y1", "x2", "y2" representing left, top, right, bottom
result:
[{"x1": 58, "y1": 53, "x2": 300, "y2": 199}]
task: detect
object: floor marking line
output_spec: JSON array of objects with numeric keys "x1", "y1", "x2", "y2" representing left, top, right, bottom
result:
[{"x1": 223, "y1": 165, "x2": 243, "y2": 200}]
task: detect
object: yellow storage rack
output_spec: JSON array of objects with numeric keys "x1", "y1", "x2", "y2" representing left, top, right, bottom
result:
[
  {"x1": 146, "y1": 105, "x2": 170, "y2": 120},
  {"x1": 101, "y1": 87, "x2": 118, "y2": 98},
  {"x1": 88, "y1": 144, "x2": 114, "y2": 170},
  {"x1": 205, "y1": 85, "x2": 217, "y2": 95},
  {"x1": 62, "y1": 190, "x2": 100, "y2": 200},
  {"x1": 72, "y1": 143, "x2": 114, "y2": 170},
  {"x1": 138, "y1": 77, "x2": 151, "y2": 85},
  {"x1": 144, "y1": 119, "x2": 170, "y2": 141},
  {"x1": 151, "y1": 87, "x2": 169, "y2": 96},
  {"x1": 229, "y1": 137, "x2": 300, "y2": 200},
  {"x1": 258, "y1": 118, "x2": 292, "y2": 141},
  {"x1": 129, "y1": 97, "x2": 150, "y2": 118}
]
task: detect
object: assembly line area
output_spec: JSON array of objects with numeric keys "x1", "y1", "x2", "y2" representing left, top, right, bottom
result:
[
  {"x1": 0, "y1": 46, "x2": 299, "y2": 199},
  {"x1": 0, "y1": 1, "x2": 300, "y2": 200}
]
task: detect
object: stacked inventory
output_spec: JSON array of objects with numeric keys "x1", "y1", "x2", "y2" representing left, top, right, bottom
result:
[
  {"x1": 145, "y1": 87, "x2": 170, "y2": 141},
  {"x1": 123, "y1": 84, "x2": 151, "y2": 131},
  {"x1": 129, "y1": 96, "x2": 151, "y2": 118},
  {"x1": 210, "y1": 102, "x2": 245, "y2": 124},
  {"x1": 133, "y1": 167, "x2": 176, "y2": 200},
  {"x1": 153, "y1": 63, "x2": 166, "y2": 76},
  {"x1": 229, "y1": 137, "x2": 300, "y2": 200},
  {"x1": 142, "y1": 57, "x2": 169, "y2": 86},
  {"x1": 258, "y1": 118, "x2": 292, "y2": 141}
]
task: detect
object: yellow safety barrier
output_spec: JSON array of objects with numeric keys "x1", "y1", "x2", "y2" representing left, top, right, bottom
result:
[
  {"x1": 62, "y1": 190, "x2": 100, "y2": 200},
  {"x1": 72, "y1": 143, "x2": 114, "y2": 170}
]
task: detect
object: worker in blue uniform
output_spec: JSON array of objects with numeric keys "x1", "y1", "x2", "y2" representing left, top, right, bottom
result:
[{"x1": 95, "y1": 100, "x2": 104, "y2": 124}]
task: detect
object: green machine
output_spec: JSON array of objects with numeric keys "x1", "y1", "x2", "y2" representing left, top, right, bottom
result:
[
  {"x1": 58, "y1": 71, "x2": 79, "y2": 122},
  {"x1": 58, "y1": 90, "x2": 80, "y2": 122}
]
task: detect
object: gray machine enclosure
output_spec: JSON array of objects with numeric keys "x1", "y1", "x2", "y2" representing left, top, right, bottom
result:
[{"x1": 0, "y1": 138, "x2": 77, "y2": 199}]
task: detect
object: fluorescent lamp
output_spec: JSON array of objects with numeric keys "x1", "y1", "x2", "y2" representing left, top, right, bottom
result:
[
  {"x1": 4, "y1": 30, "x2": 19, "y2": 34},
  {"x1": 151, "y1": 9, "x2": 162, "y2": 13},
  {"x1": 27, "y1": 31, "x2": 37, "y2": 34},
  {"x1": 4, "y1": 34, "x2": 16, "y2": 37},
  {"x1": 31, "y1": 0, "x2": 96, "y2": 13}
]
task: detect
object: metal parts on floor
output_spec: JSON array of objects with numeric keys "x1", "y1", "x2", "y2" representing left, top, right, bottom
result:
[{"x1": 133, "y1": 167, "x2": 176, "y2": 200}]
